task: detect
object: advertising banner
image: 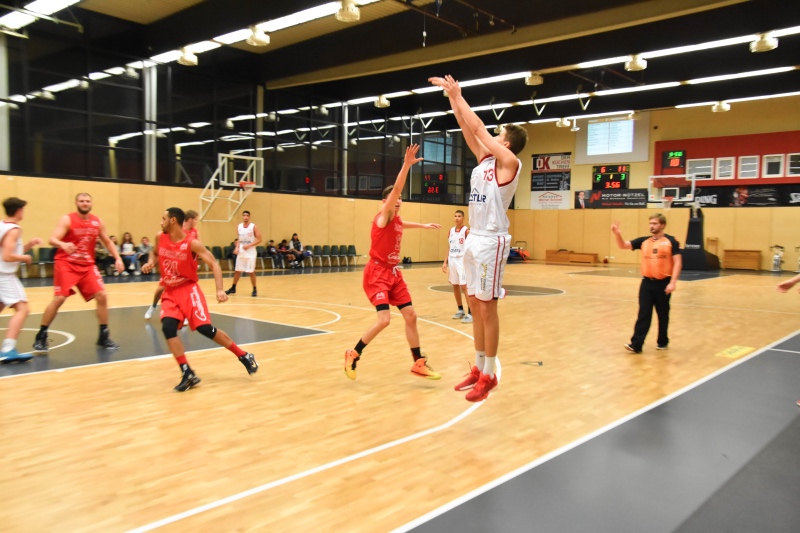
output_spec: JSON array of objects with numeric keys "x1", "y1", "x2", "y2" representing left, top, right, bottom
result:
[
  {"x1": 530, "y1": 191, "x2": 571, "y2": 210},
  {"x1": 576, "y1": 189, "x2": 649, "y2": 209}
]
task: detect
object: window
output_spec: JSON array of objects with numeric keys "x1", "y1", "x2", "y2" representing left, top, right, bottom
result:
[
  {"x1": 687, "y1": 158, "x2": 713, "y2": 180},
  {"x1": 325, "y1": 176, "x2": 338, "y2": 191},
  {"x1": 762, "y1": 154, "x2": 784, "y2": 177},
  {"x1": 738, "y1": 156, "x2": 759, "y2": 179},
  {"x1": 788, "y1": 154, "x2": 800, "y2": 177},
  {"x1": 715, "y1": 157, "x2": 734, "y2": 180}
]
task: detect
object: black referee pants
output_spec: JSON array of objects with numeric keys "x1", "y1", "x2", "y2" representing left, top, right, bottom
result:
[{"x1": 630, "y1": 277, "x2": 671, "y2": 350}]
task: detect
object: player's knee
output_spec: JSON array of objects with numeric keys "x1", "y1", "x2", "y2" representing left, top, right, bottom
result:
[
  {"x1": 94, "y1": 292, "x2": 107, "y2": 304},
  {"x1": 161, "y1": 317, "x2": 179, "y2": 339},
  {"x1": 196, "y1": 324, "x2": 217, "y2": 340}
]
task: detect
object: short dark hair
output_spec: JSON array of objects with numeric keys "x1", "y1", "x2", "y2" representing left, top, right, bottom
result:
[
  {"x1": 166, "y1": 207, "x2": 186, "y2": 226},
  {"x1": 243, "y1": 210, "x2": 250, "y2": 216},
  {"x1": 649, "y1": 213, "x2": 667, "y2": 225},
  {"x1": 75, "y1": 192, "x2": 92, "y2": 200},
  {"x1": 455, "y1": 209, "x2": 464, "y2": 216},
  {"x1": 3, "y1": 197, "x2": 26, "y2": 217},
  {"x1": 382, "y1": 185, "x2": 394, "y2": 199},
  {"x1": 501, "y1": 124, "x2": 528, "y2": 155},
  {"x1": 185, "y1": 210, "x2": 198, "y2": 220}
]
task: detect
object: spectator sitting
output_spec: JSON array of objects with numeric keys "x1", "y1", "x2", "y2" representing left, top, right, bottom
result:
[
  {"x1": 265, "y1": 239, "x2": 283, "y2": 268},
  {"x1": 119, "y1": 232, "x2": 138, "y2": 275},
  {"x1": 227, "y1": 239, "x2": 239, "y2": 260},
  {"x1": 278, "y1": 239, "x2": 298, "y2": 268},
  {"x1": 137, "y1": 236, "x2": 153, "y2": 272},
  {"x1": 95, "y1": 240, "x2": 114, "y2": 276},
  {"x1": 289, "y1": 233, "x2": 306, "y2": 268}
]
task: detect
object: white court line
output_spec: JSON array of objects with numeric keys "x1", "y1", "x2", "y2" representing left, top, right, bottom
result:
[
  {"x1": 768, "y1": 348, "x2": 800, "y2": 354},
  {"x1": 390, "y1": 327, "x2": 800, "y2": 533},
  {"x1": 125, "y1": 299, "x2": 492, "y2": 532},
  {"x1": 214, "y1": 301, "x2": 341, "y2": 328}
]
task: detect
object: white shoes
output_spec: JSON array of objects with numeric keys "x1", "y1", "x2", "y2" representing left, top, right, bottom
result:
[
  {"x1": 452, "y1": 310, "x2": 465, "y2": 319},
  {"x1": 461, "y1": 314, "x2": 473, "y2": 324},
  {"x1": 144, "y1": 305, "x2": 156, "y2": 320}
]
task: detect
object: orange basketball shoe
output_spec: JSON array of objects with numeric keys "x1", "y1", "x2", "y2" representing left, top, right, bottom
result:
[
  {"x1": 465, "y1": 373, "x2": 497, "y2": 402},
  {"x1": 344, "y1": 349, "x2": 360, "y2": 380},
  {"x1": 410, "y1": 357, "x2": 441, "y2": 380},
  {"x1": 454, "y1": 364, "x2": 481, "y2": 391}
]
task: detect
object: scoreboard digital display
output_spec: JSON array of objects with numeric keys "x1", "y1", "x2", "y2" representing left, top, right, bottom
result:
[
  {"x1": 592, "y1": 164, "x2": 630, "y2": 190},
  {"x1": 662, "y1": 150, "x2": 686, "y2": 169},
  {"x1": 422, "y1": 173, "x2": 447, "y2": 200}
]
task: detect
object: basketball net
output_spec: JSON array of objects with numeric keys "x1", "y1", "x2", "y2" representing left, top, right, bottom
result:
[{"x1": 662, "y1": 196, "x2": 674, "y2": 210}]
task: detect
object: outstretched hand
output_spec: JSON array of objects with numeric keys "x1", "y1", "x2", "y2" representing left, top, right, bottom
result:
[
  {"x1": 404, "y1": 144, "x2": 423, "y2": 166},
  {"x1": 428, "y1": 75, "x2": 461, "y2": 98},
  {"x1": 610, "y1": 220, "x2": 621, "y2": 234}
]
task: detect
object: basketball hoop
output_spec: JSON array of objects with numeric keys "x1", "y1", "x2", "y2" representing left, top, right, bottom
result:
[
  {"x1": 662, "y1": 196, "x2": 674, "y2": 210},
  {"x1": 239, "y1": 181, "x2": 256, "y2": 191}
]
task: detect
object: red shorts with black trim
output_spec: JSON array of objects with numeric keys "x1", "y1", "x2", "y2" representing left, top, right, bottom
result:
[
  {"x1": 362, "y1": 260, "x2": 411, "y2": 307},
  {"x1": 160, "y1": 282, "x2": 212, "y2": 331},
  {"x1": 53, "y1": 260, "x2": 105, "y2": 301}
]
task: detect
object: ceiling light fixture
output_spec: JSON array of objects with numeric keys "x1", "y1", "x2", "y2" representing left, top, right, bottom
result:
[
  {"x1": 555, "y1": 118, "x2": 570, "y2": 128},
  {"x1": 711, "y1": 101, "x2": 730, "y2": 113},
  {"x1": 336, "y1": 0, "x2": 360, "y2": 23},
  {"x1": 374, "y1": 95, "x2": 390, "y2": 108},
  {"x1": 525, "y1": 72, "x2": 544, "y2": 86},
  {"x1": 570, "y1": 120, "x2": 580, "y2": 132},
  {"x1": 177, "y1": 48, "x2": 198, "y2": 67},
  {"x1": 246, "y1": 26, "x2": 270, "y2": 46},
  {"x1": 750, "y1": 32, "x2": 778, "y2": 53},
  {"x1": 624, "y1": 54, "x2": 647, "y2": 72},
  {"x1": 225, "y1": 119, "x2": 234, "y2": 129},
  {"x1": 123, "y1": 66, "x2": 139, "y2": 79}
]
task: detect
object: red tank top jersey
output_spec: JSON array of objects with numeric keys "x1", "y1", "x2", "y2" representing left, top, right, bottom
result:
[
  {"x1": 55, "y1": 212, "x2": 100, "y2": 265},
  {"x1": 158, "y1": 232, "x2": 199, "y2": 288},
  {"x1": 369, "y1": 214, "x2": 403, "y2": 266},
  {"x1": 186, "y1": 227, "x2": 198, "y2": 240}
]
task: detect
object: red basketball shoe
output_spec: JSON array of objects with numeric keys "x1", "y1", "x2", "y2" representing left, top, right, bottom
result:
[{"x1": 465, "y1": 373, "x2": 497, "y2": 402}]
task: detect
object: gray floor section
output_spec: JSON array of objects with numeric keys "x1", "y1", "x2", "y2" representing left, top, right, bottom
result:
[
  {"x1": 411, "y1": 338, "x2": 800, "y2": 533},
  {"x1": 0, "y1": 306, "x2": 323, "y2": 377}
]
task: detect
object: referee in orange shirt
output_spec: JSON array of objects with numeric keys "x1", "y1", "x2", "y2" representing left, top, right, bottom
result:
[{"x1": 611, "y1": 214, "x2": 682, "y2": 353}]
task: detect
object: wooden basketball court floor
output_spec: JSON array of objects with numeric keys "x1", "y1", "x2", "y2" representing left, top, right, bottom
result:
[{"x1": 1, "y1": 262, "x2": 798, "y2": 532}]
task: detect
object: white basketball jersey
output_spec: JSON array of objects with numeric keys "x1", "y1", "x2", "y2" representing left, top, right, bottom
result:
[
  {"x1": 0, "y1": 222, "x2": 22, "y2": 274},
  {"x1": 448, "y1": 226, "x2": 467, "y2": 258},
  {"x1": 468, "y1": 155, "x2": 521, "y2": 235},
  {"x1": 237, "y1": 223, "x2": 257, "y2": 258}
]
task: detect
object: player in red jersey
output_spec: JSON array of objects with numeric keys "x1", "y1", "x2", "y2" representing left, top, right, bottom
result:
[
  {"x1": 33, "y1": 193, "x2": 124, "y2": 353},
  {"x1": 344, "y1": 145, "x2": 442, "y2": 381},
  {"x1": 144, "y1": 209, "x2": 200, "y2": 320},
  {"x1": 141, "y1": 207, "x2": 258, "y2": 392}
]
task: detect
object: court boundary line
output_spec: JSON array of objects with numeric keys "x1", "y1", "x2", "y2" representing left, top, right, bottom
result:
[{"x1": 390, "y1": 327, "x2": 800, "y2": 533}]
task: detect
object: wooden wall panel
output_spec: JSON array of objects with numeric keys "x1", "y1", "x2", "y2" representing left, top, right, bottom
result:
[
  {"x1": 732, "y1": 208, "x2": 772, "y2": 269},
  {"x1": 557, "y1": 211, "x2": 584, "y2": 252},
  {"x1": 531, "y1": 210, "x2": 558, "y2": 260}
]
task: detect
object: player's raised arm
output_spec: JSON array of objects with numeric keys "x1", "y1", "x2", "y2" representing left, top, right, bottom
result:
[
  {"x1": 430, "y1": 75, "x2": 519, "y2": 175},
  {"x1": 611, "y1": 220, "x2": 633, "y2": 250},
  {"x1": 376, "y1": 144, "x2": 422, "y2": 228}
]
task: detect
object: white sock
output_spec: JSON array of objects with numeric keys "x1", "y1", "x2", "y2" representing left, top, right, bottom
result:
[
  {"x1": 475, "y1": 350, "x2": 485, "y2": 371},
  {"x1": 483, "y1": 356, "x2": 496, "y2": 377},
  {"x1": 1, "y1": 338, "x2": 16, "y2": 352}
]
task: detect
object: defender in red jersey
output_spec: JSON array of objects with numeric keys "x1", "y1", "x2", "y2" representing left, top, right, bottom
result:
[
  {"x1": 33, "y1": 193, "x2": 124, "y2": 353},
  {"x1": 141, "y1": 207, "x2": 258, "y2": 392},
  {"x1": 144, "y1": 209, "x2": 200, "y2": 320},
  {"x1": 344, "y1": 145, "x2": 442, "y2": 381}
]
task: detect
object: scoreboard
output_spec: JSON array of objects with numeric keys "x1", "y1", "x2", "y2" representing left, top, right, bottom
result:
[
  {"x1": 422, "y1": 173, "x2": 447, "y2": 201},
  {"x1": 592, "y1": 164, "x2": 630, "y2": 190}
]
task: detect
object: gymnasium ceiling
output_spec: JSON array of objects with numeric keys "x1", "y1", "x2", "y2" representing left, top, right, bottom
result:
[{"x1": 4, "y1": 0, "x2": 800, "y2": 128}]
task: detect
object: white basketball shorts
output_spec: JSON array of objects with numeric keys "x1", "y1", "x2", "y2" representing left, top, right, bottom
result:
[
  {"x1": 0, "y1": 273, "x2": 27, "y2": 306},
  {"x1": 447, "y1": 256, "x2": 466, "y2": 286},
  {"x1": 464, "y1": 233, "x2": 510, "y2": 301}
]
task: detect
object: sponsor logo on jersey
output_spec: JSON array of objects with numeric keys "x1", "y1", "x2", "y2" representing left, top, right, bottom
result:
[{"x1": 469, "y1": 188, "x2": 487, "y2": 203}]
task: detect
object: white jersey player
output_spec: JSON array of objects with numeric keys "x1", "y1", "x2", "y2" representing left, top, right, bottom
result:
[
  {"x1": 0, "y1": 197, "x2": 42, "y2": 363},
  {"x1": 226, "y1": 210, "x2": 262, "y2": 297},
  {"x1": 430, "y1": 74, "x2": 528, "y2": 403},
  {"x1": 442, "y1": 210, "x2": 471, "y2": 323}
]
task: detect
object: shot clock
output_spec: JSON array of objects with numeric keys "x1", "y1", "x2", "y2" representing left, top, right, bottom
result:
[
  {"x1": 592, "y1": 165, "x2": 630, "y2": 190},
  {"x1": 422, "y1": 173, "x2": 447, "y2": 200}
]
